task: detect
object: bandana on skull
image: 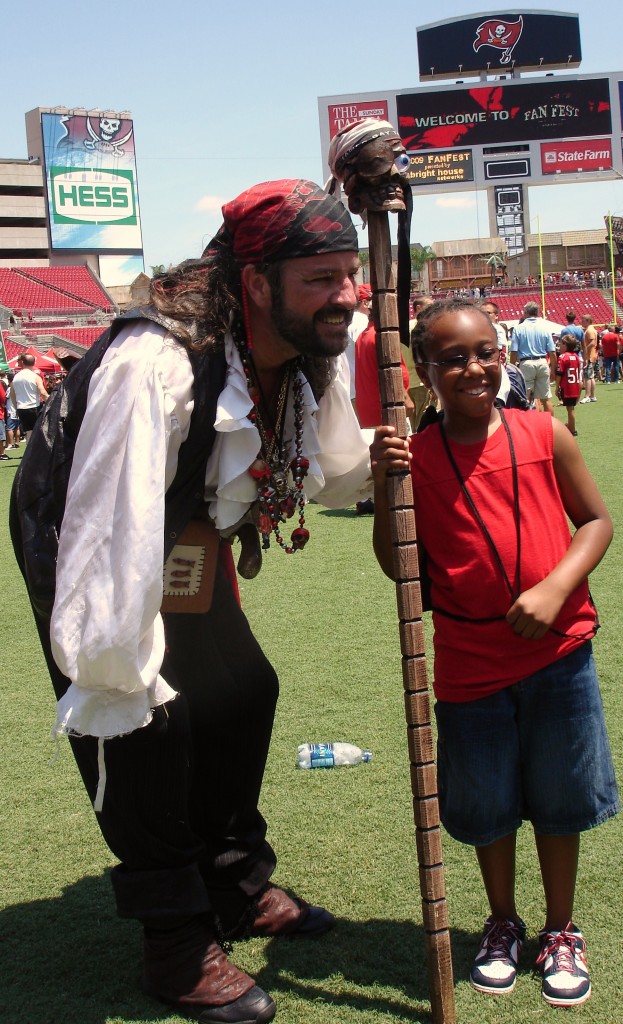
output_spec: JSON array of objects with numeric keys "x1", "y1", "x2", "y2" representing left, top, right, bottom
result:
[{"x1": 203, "y1": 179, "x2": 358, "y2": 264}]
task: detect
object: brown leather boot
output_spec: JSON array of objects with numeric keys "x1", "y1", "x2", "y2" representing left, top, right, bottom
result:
[
  {"x1": 143, "y1": 915, "x2": 275, "y2": 1023},
  {"x1": 226, "y1": 884, "x2": 335, "y2": 940}
]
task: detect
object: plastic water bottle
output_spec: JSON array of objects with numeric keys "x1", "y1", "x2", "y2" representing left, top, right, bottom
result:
[{"x1": 297, "y1": 742, "x2": 372, "y2": 769}]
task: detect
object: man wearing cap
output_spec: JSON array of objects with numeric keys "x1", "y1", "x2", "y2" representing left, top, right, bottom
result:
[{"x1": 12, "y1": 180, "x2": 371, "y2": 1024}]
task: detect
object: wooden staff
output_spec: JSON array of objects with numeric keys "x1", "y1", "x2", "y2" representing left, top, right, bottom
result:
[{"x1": 367, "y1": 210, "x2": 456, "y2": 1024}]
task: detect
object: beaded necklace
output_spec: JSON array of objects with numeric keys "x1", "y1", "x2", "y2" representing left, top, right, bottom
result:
[{"x1": 235, "y1": 322, "x2": 310, "y2": 555}]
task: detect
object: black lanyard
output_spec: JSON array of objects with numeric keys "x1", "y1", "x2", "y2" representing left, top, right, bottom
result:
[
  {"x1": 436, "y1": 411, "x2": 597, "y2": 640},
  {"x1": 439, "y1": 410, "x2": 521, "y2": 605}
]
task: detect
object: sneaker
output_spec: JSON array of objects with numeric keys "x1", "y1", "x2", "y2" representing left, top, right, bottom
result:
[
  {"x1": 589, "y1": 397, "x2": 597, "y2": 402},
  {"x1": 579, "y1": 397, "x2": 591, "y2": 404},
  {"x1": 536, "y1": 923, "x2": 591, "y2": 1007},
  {"x1": 470, "y1": 916, "x2": 526, "y2": 994},
  {"x1": 0, "y1": 454, "x2": 9, "y2": 460}
]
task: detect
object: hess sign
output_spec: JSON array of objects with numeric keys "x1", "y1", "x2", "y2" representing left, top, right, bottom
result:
[{"x1": 50, "y1": 167, "x2": 137, "y2": 225}]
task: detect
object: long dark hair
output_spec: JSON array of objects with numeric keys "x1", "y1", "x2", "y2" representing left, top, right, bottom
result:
[{"x1": 150, "y1": 250, "x2": 243, "y2": 351}]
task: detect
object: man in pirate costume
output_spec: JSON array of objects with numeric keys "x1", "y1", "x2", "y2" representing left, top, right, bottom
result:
[{"x1": 11, "y1": 180, "x2": 371, "y2": 1024}]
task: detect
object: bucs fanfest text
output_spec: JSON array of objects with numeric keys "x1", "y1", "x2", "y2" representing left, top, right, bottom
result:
[{"x1": 407, "y1": 150, "x2": 474, "y2": 184}]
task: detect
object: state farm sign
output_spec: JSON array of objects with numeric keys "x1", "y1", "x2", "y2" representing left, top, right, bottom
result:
[{"x1": 541, "y1": 139, "x2": 612, "y2": 174}]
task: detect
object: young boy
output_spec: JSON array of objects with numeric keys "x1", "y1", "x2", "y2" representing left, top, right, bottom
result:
[
  {"x1": 370, "y1": 298, "x2": 619, "y2": 1008},
  {"x1": 556, "y1": 335, "x2": 582, "y2": 436}
]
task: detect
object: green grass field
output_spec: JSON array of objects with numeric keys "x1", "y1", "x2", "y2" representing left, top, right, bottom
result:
[{"x1": 1, "y1": 387, "x2": 622, "y2": 1024}]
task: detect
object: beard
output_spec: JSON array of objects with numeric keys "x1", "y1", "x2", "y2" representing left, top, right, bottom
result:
[{"x1": 269, "y1": 288, "x2": 352, "y2": 359}]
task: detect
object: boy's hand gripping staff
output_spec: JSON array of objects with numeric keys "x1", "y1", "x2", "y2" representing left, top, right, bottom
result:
[{"x1": 327, "y1": 119, "x2": 456, "y2": 1024}]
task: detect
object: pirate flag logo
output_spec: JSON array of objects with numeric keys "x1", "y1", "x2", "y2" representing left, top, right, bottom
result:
[
  {"x1": 473, "y1": 16, "x2": 523, "y2": 66},
  {"x1": 57, "y1": 114, "x2": 134, "y2": 157}
]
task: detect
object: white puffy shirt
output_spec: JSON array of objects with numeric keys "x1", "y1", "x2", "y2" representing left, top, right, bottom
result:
[{"x1": 50, "y1": 322, "x2": 372, "y2": 740}]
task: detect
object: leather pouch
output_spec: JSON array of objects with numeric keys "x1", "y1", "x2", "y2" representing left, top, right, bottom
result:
[{"x1": 161, "y1": 519, "x2": 220, "y2": 614}]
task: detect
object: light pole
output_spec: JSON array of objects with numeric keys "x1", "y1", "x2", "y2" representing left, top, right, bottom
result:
[{"x1": 607, "y1": 211, "x2": 617, "y2": 324}]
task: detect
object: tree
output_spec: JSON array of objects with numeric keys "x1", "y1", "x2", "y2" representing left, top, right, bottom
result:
[
  {"x1": 409, "y1": 245, "x2": 435, "y2": 292},
  {"x1": 484, "y1": 252, "x2": 507, "y2": 287},
  {"x1": 150, "y1": 264, "x2": 166, "y2": 278},
  {"x1": 409, "y1": 245, "x2": 435, "y2": 287}
]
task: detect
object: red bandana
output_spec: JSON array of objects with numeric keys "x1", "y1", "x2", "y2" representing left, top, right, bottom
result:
[{"x1": 204, "y1": 179, "x2": 358, "y2": 264}]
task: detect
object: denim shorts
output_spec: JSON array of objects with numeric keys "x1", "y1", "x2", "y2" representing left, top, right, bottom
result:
[{"x1": 435, "y1": 643, "x2": 620, "y2": 846}]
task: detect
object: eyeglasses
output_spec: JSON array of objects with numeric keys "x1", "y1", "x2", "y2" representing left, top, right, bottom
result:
[{"x1": 423, "y1": 348, "x2": 501, "y2": 373}]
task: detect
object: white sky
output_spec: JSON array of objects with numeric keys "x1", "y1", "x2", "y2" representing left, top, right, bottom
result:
[{"x1": 3, "y1": 0, "x2": 623, "y2": 268}]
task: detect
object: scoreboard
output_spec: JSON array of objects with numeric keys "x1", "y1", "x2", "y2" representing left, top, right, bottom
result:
[{"x1": 320, "y1": 72, "x2": 623, "y2": 196}]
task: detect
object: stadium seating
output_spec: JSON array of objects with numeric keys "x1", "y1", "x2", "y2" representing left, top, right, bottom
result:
[
  {"x1": 490, "y1": 288, "x2": 615, "y2": 325},
  {"x1": 20, "y1": 326, "x2": 105, "y2": 349},
  {"x1": 0, "y1": 269, "x2": 95, "y2": 316},
  {"x1": 2, "y1": 335, "x2": 29, "y2": 362},
  {"x1": 19, "y1": 266, "x2": 114, "y2": 312}
]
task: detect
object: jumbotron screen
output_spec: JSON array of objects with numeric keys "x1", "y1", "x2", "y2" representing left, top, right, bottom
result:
[{"x1": 397, "y1": 78, "x2": 612, "y2": 151}]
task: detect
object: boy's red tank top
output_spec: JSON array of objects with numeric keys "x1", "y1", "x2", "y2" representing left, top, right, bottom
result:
[{"x1": 409, "y1": 410, "x2": 597, "y2": 702}]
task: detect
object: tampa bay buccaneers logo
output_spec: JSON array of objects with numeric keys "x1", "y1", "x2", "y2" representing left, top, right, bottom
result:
[{"x1": 473, "y1": 16, "x2": 523, "y2": 66}]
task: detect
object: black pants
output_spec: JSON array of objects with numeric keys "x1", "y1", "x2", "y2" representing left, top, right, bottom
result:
[
  {"x1": 17, "y1": 406, "x2": 39, "y2": 434},
  {"x1": 33, "y1": 564, "x2": 280, "y2": 925}
]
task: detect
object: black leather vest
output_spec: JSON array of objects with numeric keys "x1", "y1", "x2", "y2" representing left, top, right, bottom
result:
[{"x1": 10, "y1": 306, "x2": 227, "y2": 617}]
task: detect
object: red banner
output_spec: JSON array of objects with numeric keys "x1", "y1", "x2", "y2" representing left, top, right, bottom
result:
[
  {"x1": 327, "y1": 100, "x2": 388, "y2": 138},
  {"x1": 541, "y1": 138, "x2": 612, "y2": 174}
]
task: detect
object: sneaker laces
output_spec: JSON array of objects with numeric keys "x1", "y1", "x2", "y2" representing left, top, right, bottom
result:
[
  {"x1": 537, "y1": 923, "x2": 585, "y2": 973},
  {"x1": 481, "y1": 918, "x2": 523, "y2": 962}
]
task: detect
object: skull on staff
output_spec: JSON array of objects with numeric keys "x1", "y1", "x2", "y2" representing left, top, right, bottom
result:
[{"x1": 327, "y1": 118, "x2": 411, "y2": 216}]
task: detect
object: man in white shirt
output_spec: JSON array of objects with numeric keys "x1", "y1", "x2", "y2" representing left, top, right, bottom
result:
[
  {"x1": 10, "y1": 353, "x2": 48, "y2": 437},
  {"x1": 12, "y1": 180, "x2": 372, "y2": 1024}
]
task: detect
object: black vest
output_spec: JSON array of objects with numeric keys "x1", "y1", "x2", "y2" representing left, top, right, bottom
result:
[{"x1": 10, "y1": 307, "x2": 227, "y2": 619}]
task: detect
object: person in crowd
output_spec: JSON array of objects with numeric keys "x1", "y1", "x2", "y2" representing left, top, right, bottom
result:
[
  {"x1": 579, "y1": 315, "x2": 598, "y2": 403},
  {"x1": 3, "y1": 371, "x2": 21, "y2": 447},
  {"x1": 480, "y1": 299, "x2": 508, "y2": 361},
  {"x1": 355, "y1": 315, "x2": 413, "y2": 430},
  {"x1": 509, "y1": 301, "x2": 557, "y2": 413},
  {"x1": 353, "y1": 313, "x2": 413, "y2": 515},
  {"x1": 344, "y1": 282, "x2": 372, "y2": 408},
  {"x1": 11, "y1": 179, "x2": 374, "y2": 1024},
  {"x1": 556, "y1": 336, "x2": 582, "y2": 436},
  {"x1": 405, "y1": 293, "x2": 434, "y2": 431},
  {"x1": 599, "y1": 324, "x2": 620, "y2": 384},
  {"x1": 10, "y1": 353, "x2": 48, "y2": 439},
  {"x1": 561, "y1": 311, "x2": 584, "y2": 348},
  {"x1": 370, "y1": 298, "x2": 618, "y2": 1010},
  {"x1": 0, "y1": 370, "x2": 8, "y2": 460}
]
